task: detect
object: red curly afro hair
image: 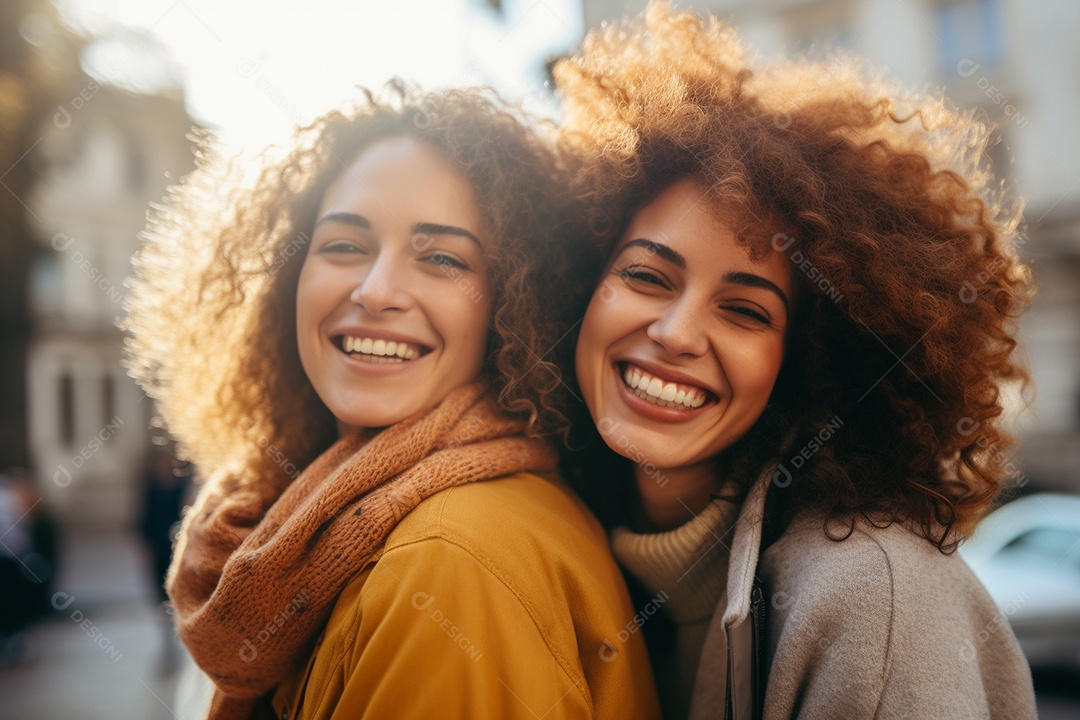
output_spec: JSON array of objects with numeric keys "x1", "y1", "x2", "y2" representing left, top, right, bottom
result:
[{"x1": 554, "y1": 2, "x2": 1033, "y2": 550}]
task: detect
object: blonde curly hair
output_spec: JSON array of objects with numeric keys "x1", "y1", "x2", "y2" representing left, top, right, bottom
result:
[
  {"x1": 555, "y1": 2, "x2": 1033, "y2": 548},
  {"x1": 123, "y1": 83, "x2": 577, "y2": 489}
]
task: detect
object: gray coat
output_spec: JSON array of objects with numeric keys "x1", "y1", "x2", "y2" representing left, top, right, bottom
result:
[{"x1": 690, "y1": 464, "x2": 1038, "y2": 719}]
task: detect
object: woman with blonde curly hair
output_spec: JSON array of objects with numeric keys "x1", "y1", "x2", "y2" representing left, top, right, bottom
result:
[
  {"x1": 124, "y1": 84, "x2": 659, "y2": 720},
  {"x1": 554, "y1": 3, "x2": 1037, "y2": 718}
]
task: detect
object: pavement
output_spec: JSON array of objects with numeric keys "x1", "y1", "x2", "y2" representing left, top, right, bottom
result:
[
  {"x1": 1, "y1": 530, "x2": 1078, "y2": 720},
  {"x1": 0, "y1": 530, "x2": 188, "y2": 720}
]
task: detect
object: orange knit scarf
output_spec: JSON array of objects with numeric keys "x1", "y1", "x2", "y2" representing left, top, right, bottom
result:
[{"x1": 166, "y1": 383, "x2": 557, "y2": 719}]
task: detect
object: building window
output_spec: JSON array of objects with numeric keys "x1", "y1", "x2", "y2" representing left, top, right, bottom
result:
[
  {"x1": 782, "y1": 0, "x2": 854, "y2": 59},
  {"x1": 937, "y1": 0, "x2": 1003, "y2": 73},
  {"x1": 102, "y1": 373, "x2": 115, "y2": 426},
  {"x1": 60, "y1": 371, "x2": 74, "y2": 447}
]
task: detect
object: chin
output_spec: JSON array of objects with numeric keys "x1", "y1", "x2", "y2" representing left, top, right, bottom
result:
[{"x1": 338, "y1": 413, "x2": 399, "y2": 432}]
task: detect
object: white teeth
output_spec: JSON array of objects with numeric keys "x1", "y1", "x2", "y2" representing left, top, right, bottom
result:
[
  {"x1": 340, "y1": 336, "x2": 422, "y2": 361},
  {"x1": 621, "y1": 364, "x2": 708, "y2": 410}
]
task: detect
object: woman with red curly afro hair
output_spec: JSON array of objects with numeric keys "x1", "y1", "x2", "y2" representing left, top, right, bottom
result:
[
  {"x1": 123, "y1": 83, "x2": 660, "y2": 720},
  {"x1": 554, "y1": 3, "x2": 1037, "y2": 718}
]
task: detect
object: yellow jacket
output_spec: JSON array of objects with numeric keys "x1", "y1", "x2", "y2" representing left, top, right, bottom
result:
[{"x1": 270, "y1": 472, "x2": 660, "y2": 720}]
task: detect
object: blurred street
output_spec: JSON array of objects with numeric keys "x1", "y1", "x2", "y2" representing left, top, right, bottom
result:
[
  {"x1": 0, "y1": 529, "x2": 1078, "y2": 719},
  {"x1": 0, "y1": 530, "x2": 185, "y2": 720}
]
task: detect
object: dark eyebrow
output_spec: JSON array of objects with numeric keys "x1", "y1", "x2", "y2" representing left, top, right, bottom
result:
[
  {"x1": 314, "y1": 211, "x2": 370, "y2": 230},
  {"x1": 413, "y1": 222, "x2": 481, "y2": 248},
  {"x1": 617, "y1": 238, "x2": 789, "y2": 310},
  {"x1": 313, "y1": 215, "x2": 481, "y2": 248},
  {"x1": 724, "y1": 271, "x2": 790, "y2": 310},
  {"x1": 618, "y1": 238, "x2": 686, "y2": 268}
]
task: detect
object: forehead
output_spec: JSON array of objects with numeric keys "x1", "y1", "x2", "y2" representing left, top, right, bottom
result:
[
  {"x1": 623, "y1": 179, "x2": 721, "y2": 240},
  {"x1": 317, "y1": 136, "x2": 484, "y2": 232},
  {"x1": 617, "y1": 179, "x2": 793, "y2": 290}
]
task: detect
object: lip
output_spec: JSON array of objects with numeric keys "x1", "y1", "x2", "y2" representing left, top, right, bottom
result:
[
  {"x1": 333, "y1": 340, "x2": 431, "y2": 375},
  {"x1": 611, "y1": 363, "x2": 716, "y2": 423}
]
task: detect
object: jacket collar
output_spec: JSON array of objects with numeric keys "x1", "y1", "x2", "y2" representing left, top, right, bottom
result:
[{"x1": 722, "y1": 459, "x2": 777, "y2": 628}]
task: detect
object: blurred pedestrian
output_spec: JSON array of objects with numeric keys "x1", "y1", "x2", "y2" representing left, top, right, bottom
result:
[
  {"x1": 0, "y1": 468, "x2": 57, "y2": 663},
  {"x1": 137, "y1": 446, "x2": 191, "y2": 672}
]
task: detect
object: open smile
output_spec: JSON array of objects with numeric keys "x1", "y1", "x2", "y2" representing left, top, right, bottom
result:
[
  {"x1": 332, "y1": 334, "x2": 432, "y2": 364},
  {"x1": 615, "y1": 361, "x2": 719, "y2": 414}
]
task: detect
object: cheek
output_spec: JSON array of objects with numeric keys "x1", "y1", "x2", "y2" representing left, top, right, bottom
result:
[
  {"x1": 295, "y1": 261, "x2": 322, "y2": 327},
  {"x1": 442, "y1": 284, "x2": 493, "y2": 373},
  {"x1": 294, "y1": 260, "x2": 340, "y2": 371},
  {"x1": 575, "y1": 289, "x2": 614, "y2": 393},
  {"x1": 580, "y1": 277, "x2": 629, "y2": 348},
  {"x1": 735, "y1": 339, "x2": 786, "y2": 404},
  {"x1": 295, "y1": 274, "x2": 313, "y2": 339}
]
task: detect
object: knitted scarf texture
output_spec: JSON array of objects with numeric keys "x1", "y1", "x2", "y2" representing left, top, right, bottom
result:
[{"x1": 166, "y1": 383, "x2": 557, "y2": 719}]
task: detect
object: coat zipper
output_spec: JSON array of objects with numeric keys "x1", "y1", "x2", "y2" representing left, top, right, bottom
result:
[{"x1": 750, "y1": 580, "x2": 766, "y2": 720}]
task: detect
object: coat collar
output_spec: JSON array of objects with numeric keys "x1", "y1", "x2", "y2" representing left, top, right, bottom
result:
[{"x1": 722, "y1": 459, "x2": 777, "y2": 628}]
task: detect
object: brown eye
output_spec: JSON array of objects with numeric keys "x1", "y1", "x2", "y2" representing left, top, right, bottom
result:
[
  {"x1": 617, "y1": 267, "x2": 669, "y2": 289},
  {"x1": 426, "y1": 252, "x2": 468, "y2": 270},
  {"x1": 319, "y1": 241, "x2": 363, "y2": 255},
  {"x1": 726, "y1": 305, "x2": 770, "y2": 324}
]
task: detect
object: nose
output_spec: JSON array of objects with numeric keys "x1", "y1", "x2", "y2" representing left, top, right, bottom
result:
[
  {"x1": 350, "y1": 253, "x2": 411, "y2": 314},
  {"x1": 646, "y1": 295, "x2": 709, "y2": 357}
]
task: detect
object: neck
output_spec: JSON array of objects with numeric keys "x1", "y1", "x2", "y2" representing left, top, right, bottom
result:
[
  {"x1": 633, "y1": 459, "x2": 718, "y2": 532},
  {"x1": 336, "y1": 419, "x2": 377, "y2": 444}
]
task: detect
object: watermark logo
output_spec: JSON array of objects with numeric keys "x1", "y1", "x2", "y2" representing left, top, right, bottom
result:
[
  {"x1": 411, "y1": 63, "x2": 484, "y2": 129},
  {"x1": 270, "y1": 231, "x2": 309, "y2": 275},
  {"x1": 956, "y1": 59, "x2": 1029, "y2": 128},
  {"x1": 54, "y1": 416, "x2": 125, "y2": 488},
  {"x1": 239, "y1": 590, "x2": 310, "y2": 662},
  {"x1": 959, "y1": 591, "x2": 1028, "y2": 662},
  {"x1": 771, "y1": 233, "x2": 842, "y2": 303},
  {"x1": 955, "y1": 416, "x2": 1028, "y2": 488},
  {"x1": 599, "y1": 590, "x2": 669, "y2": 662},
  {"x1": 51, "y1": 591, "x2": 123, "y2": 662},
  {"x1": 235, "y1": 57, "x2": 301, "y2": 125},
  {"x1": 772, "y1": 416, "x2": 844, "y2": 488},
  {"x1": 597, "y1": 417, "x2": 669, "y2": 488},
  {"x1": 50, "y1": 233, "x2": 123, "y2": 305},
  {"x1": 238, "y1": 418, "x2": 299, "y2": 480},
  {"x1": 958, "y1": 255, "x2": 1009, "y2": 304},
  {"x1": 52, "y1": 61, "x2": 121, "y2": 129},
  {"x1": 411, "y1": 592, "x2": 483, "y2": 662}
]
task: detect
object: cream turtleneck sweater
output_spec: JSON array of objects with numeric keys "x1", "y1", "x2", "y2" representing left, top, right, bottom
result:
[{"x1": 611, "y1": 496, "x2": 741, "y2": 719}]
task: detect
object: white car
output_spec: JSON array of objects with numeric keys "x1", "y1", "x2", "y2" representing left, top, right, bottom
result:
[{"x1": 960, "y1": 493, "x2": 1080, "y2": 668}]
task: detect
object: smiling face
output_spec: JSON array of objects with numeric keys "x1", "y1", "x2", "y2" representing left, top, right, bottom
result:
[
  {"x1": 296, "y1": 136, "x2": 493, "y2": 436},
  {"x1": 575, "y1": 179, "x2": 793, "y2": 484}
]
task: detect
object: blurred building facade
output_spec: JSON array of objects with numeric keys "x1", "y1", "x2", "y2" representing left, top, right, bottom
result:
[
  {"x1": 579, "y1": 0, "x2": 1080, "y2": 492},
  {"x1": 5, "y1": 0, "x2": 573, "y2": 531},
  {"x1": 26, "y1": 83, "x2": 195, "y2": 528},
  {"x1": 0, "y1": 0, "x2": 66, "y2": 477},
  {"x1": 2, "y1": 3, "x2": 197, "y2": 528}
]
